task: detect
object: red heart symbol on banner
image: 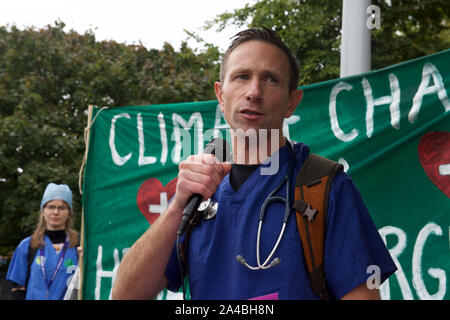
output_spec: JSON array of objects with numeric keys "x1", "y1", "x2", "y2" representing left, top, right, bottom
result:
[
  {"x1": 418, "y1": 131, "x2": 450, "y2": 198},
  {"x1": 136, "y1": 177, "x2": 178, "y2": 224}
]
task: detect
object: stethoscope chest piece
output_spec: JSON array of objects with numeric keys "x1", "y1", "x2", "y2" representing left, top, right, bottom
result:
[{"x1": 198, "y1": 198, "x2": 218, "y2": 220}]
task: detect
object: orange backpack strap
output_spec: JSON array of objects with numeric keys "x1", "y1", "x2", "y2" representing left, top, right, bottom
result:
[{"x1": 294, "y1": 153, "x2": 343, "y2": 299}]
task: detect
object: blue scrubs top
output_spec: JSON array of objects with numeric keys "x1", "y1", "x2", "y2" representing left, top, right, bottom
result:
[
  {"x1": 165, "y1": 142, "x2": 397, "y2": 299},
  {"x1": 7, "y1": 235, "x2": 79, "y2": 300}
]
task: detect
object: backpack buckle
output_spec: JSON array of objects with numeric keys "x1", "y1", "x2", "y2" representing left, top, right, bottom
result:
[{"x1": 294, "y1": 199, "x2": 318, "y2": 222}]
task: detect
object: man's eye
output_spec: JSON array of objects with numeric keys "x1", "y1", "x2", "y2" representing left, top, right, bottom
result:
[
  {"x1": 267, "y1": 76, "x2": 278, "y2": 83},
  {"x1": 236, "y1": 74, "x2": 248, "y2": 80}
]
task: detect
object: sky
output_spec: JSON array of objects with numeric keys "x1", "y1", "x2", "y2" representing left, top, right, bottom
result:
[{"x1": 0, "y1": 0, "x2": 254, "y2": 51}]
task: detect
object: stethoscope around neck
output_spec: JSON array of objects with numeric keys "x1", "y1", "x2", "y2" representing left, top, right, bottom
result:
[{"x1": 236, "y1": 139, "x2": 295, "y2": 271}]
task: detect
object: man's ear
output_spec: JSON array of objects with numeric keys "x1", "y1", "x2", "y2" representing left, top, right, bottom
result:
[
  {"x1": 285, "y1": 89, "x2": 303, "y2": 118},
  {"x1": 214, "y1": 82, "x2": 224, "y2": 112}
]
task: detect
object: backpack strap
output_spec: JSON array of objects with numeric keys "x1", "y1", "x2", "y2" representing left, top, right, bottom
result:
[{"x1": 294, "y1": 153, "x2": 343, "y2": 300}]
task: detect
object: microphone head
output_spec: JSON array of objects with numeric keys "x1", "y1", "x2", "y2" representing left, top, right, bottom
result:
[{"x1": 204, "y1": 138, "x2": 232, "y2": 163}]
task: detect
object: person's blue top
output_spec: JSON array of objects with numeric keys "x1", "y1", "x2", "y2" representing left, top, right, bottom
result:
[
  {"x1": 7, "y1": 235, "x2": 79, "y2": 300},
  {"x1": 165, "y1": 141, "x2": 397, "y2": 299}
]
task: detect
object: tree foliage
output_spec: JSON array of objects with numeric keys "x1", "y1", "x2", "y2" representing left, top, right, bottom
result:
[
  {"x1": 206, "y1": 0, "x2": 450, "y2": 85},
  {"x1": 0, "y1": 21, "x2": 220, "y2": 244}
]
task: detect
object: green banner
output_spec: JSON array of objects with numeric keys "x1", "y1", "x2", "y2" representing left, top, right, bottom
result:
[{"x1": 82, "y1": 49, "x2": 450, "y2": 300}]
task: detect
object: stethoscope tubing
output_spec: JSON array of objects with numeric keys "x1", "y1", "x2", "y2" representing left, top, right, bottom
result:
[
  {"x1": 257, "y1": 221, "x2": 286, "y2": 269},
  {"x1": 238, "y1": 140, "x2": 294, "y2": 271}
]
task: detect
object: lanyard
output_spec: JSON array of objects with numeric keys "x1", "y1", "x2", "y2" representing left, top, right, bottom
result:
[{"x1": 39, "y1": 237, "x2": 69, "y2": 296}]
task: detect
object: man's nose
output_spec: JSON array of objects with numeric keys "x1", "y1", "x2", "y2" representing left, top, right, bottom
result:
[{"x1": 245, "y1": 78, "x2": 263, "y2": 103}]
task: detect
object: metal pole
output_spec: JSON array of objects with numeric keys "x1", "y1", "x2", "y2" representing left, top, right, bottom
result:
[{"x1": 340, "y1": 0, "x2": 371, "y2": 77}]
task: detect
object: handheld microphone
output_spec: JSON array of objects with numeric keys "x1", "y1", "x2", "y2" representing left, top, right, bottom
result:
[{"x1": 177, "y1": 137, "x2": 231, "y2": 236}]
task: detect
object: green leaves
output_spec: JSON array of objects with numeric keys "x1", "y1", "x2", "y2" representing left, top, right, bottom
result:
[
  {"x1": 205, "y1": 0, "x2": 449, "y2": 85},
  {"x1": 0, "y1": 22, "x2": 220, "y2": 244}
]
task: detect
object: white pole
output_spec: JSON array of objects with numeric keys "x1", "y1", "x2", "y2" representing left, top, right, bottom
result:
[{"x1": 340, "y1": 0, "x2": 371, "y2": 78}]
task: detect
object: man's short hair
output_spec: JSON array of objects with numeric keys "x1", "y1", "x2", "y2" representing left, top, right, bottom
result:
[{"x1": 220, "y1": 27, "x2": 300, "y2": 91}]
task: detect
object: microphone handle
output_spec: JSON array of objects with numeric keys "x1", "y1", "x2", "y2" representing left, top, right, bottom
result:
[{"x1": 177, "y1": 194, "x2": 203, "y2": 236}]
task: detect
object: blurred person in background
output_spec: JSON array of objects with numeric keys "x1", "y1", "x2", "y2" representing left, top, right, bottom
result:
[{"x1": 6, "y1": 183, "x2": 80, "y2": 300}]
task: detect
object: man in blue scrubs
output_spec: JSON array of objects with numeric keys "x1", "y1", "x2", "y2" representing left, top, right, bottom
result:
[{"x1": 113, "y1": 28, "x2": 397, "y2": 300}]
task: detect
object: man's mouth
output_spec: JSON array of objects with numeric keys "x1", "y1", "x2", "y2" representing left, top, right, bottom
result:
[{"x1": 239, "y1": 108, "x2": 263, "y2": 117}]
